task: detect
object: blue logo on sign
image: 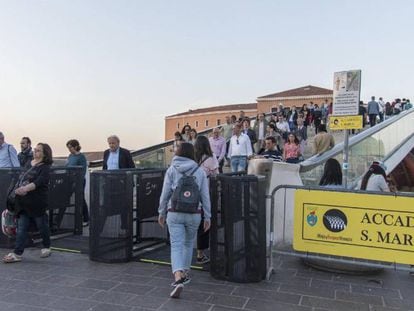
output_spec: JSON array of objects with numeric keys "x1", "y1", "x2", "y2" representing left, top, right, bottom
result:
[{"x1": 307, "y1": 211, "x2": 318, "y2": 226}]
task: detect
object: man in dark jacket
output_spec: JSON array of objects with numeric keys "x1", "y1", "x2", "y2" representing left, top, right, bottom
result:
[
  {"x1": 18, "y1": 137, "x2": 33, "y2": 168},
  {"x1": 103, "y1": 135, "x2": 135, "y2": 170},
  {"x1": 102, "y1": 135, "x2": 135, "y2": 235}
]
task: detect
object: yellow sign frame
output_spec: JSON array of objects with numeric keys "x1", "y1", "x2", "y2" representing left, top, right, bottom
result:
[
  {"x1": 329, "y1": 115, "x2": 363, "y2": 130},
  {"x1": 293, "y1": 189, "x2": 414, "y2": 265}
]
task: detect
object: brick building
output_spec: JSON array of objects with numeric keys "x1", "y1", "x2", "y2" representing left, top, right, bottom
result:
[
  {"x1": 164, "y1": 103, "x2": 257, "y2": 140},
  {"x1": 164, "y1": 85, "x2": 333, "y2": 140}
]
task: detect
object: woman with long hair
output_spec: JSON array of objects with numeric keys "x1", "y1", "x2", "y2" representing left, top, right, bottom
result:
[
  {"x1": 171, "y1": 131, "x2": 184, "y2": 154},
  {"x1": 319, "y1": 158, "x2": 342, "y2": 188},
  {"x1": 3, "y1": 143, "x2": 53, "y2": 263},
  {"x1": 181, "y1": 125, "x2": 192, "y2": 142},
  {"x1": 188, "y1": 129, "x2": 197, "y2": 145},
  {"x1": 194, "y1": 136, "x2": 218, "y2": 264},
  {"x1": 360, "y1": 161, "x2": 390, "y2": 192},
  {"x1": 158, "y1": 142, "x2": 211, "y2": 298},
  {"x1": 283, "y1": 133, "x2": 301, "y2": 163}
]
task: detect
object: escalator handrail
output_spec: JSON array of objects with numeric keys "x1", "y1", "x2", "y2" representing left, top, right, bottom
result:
[{"x1": 300, "y1": 108, "x2": 414, "y2": 173}]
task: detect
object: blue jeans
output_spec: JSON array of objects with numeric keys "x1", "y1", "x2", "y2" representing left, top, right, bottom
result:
[
  {"x1": 15, "y1": 213, "x2": 51, "y2": 255},
  {"x1": 167, "y1": 212, "x2": 201, "y2": 274},
  {"x1": 231, "y1": 156, "x2": 247, "y2": 173}
]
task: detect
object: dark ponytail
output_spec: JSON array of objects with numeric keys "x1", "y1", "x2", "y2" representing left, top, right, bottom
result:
[{"x1": 360, "y1": 163, "x2": 387, "y2": 190}]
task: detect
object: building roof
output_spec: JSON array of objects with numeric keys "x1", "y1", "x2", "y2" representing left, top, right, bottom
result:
[
  {"x1": 166, "y1": 103, "x2": 257, "y2": 118},
  {"x1": 257, "y1": 85, "x2": 333, "y2": 99}
]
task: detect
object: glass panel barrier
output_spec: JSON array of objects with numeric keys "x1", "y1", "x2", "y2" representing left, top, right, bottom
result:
[
  {"x1": 88, "y1": 113, "x2": 267, "y2": 170},
  {"x1": 300, "y1": 109, "x2": 414, "y2": 187}
]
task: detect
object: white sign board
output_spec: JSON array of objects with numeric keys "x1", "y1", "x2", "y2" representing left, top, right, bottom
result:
[{"x1": 332, "y1": 70, "x2": 361, "y2": 116}]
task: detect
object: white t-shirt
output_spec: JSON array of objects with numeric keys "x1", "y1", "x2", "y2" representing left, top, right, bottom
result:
[
  {"x1": 277, "y1": 121, "x2": 290, "y2": 133},
  {"x1": 228, "y1": 134, "x2": 253, "y2": 157}
]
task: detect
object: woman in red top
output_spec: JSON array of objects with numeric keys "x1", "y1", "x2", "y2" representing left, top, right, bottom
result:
[{"x1": 283, "y1": 133, "x2": 302, "y2": 163}]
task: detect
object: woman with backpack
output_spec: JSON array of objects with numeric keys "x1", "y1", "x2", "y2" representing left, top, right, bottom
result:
[
  {"x1": 158, "y1": 142, "x2": 211, "y2": 298},
  {"x1": 194, "y1": 135, "x2": 219, "y2": 265}
]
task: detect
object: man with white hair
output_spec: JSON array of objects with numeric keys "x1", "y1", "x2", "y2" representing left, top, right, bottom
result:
[
  {"x1": 0, "y1": 131, "x2": 20, "y2": 168},
  {"x1": 103, "y1": 135, "x2": 135, "y2": 170},
  {"x1": 102, "y1": 135, "x2": 135, "y2": 236}
]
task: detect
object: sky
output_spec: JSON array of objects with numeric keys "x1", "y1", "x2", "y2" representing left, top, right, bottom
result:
[{"x1": 1, "y1": 0, "x2": 413, "y2": 156}]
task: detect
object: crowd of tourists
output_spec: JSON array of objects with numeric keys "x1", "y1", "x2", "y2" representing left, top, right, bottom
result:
[
  {"x1": 0, "y1": 95, "x2": 410, "y2": 298},
  {"x1": 173, "y1": 103, "x2": 338, "y2": 173}
]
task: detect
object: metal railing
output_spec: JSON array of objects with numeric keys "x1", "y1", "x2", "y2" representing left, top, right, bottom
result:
[
  {"x1": 89, "y1": 168, "x2": 168, "y2": 263},
  {"x1": 266, "y1": 184, "x2": 414, "y2": 278},
  {"x1": 0, "y1": 167, "x2": 84, "y2": 248}
]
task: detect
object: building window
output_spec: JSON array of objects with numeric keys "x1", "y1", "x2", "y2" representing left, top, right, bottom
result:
[
  {"x1": 217, "y1": 119, "x2": 221, "y2": 126},
  {"x1": 205, "y1": 120, "x2": 209, "y2": 127},
  {"x1": 177, "y1": 123, "x2": 180, "y2": 129},
  {"x1": 195, "y1": 121, "x2": 199, "y2": 128}
]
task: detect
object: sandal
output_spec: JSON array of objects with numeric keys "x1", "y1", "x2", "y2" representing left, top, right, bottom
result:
[{"x1": 3, "y1": 253, "x2": 22, "y2": 263}]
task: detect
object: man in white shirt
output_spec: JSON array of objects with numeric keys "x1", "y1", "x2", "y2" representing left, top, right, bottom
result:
[
  {"x1": 276, "y1": 115, "x2": 290, "y2": 141},
  {"x1": 0, "y1": 132, "x2": 20, "y2": 168},
  {"x1": 227, "y1": 123, "x2": 253, "y2": 173},
  {"x1": 378, "y1": 97, "x2": 385, "y2": 122}
]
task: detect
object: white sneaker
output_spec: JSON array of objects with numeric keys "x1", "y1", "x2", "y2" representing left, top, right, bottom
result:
[
  {"x1": 170, "y1": 283, "x2": 183, "y2": 298},
  {"x1": 40, "y1": 248, "x2": 51, "y2": 258}
]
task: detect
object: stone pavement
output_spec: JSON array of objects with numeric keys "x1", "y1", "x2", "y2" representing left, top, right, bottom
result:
[{"x1": 0, "y1": 249, "x2": 413, "y2": 311}]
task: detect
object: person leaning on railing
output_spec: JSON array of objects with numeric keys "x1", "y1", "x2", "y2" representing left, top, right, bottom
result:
[{"x1": 3, "y1": 143, "x2": 53, "y2": 263}]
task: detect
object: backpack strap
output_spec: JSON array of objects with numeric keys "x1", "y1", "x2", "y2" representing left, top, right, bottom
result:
[
  {"x1": 185, "y1": 156, "x2": 209, "y2": 177},
  {"x1": 7, "y1": 145, "x2": 14, "y2": 168}
]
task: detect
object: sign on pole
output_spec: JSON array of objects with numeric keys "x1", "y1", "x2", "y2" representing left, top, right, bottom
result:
[
  {"x1": 332, "y1": 70, "x2": 361, "y2": 116},
  {"x1": 329, "y1": 115, "x2": 363, "y2": 130},
  {"x1": 331, "y1": 69, "x2": 362, "y2": 188}
]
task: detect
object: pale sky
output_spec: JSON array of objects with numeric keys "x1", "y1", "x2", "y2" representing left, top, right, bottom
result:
[{"x1": 1, "y1": 0, "x2": 413, "y2": 156}]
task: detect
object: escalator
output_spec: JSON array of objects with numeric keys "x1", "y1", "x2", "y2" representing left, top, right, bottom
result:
[{"x1": 300, "y1": 109, "x2": 414, "y2": 190}]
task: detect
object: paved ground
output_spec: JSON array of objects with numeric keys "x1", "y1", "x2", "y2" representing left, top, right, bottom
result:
[{"x1": 0, "y1": 248, "x2": 413, "y2": 311}]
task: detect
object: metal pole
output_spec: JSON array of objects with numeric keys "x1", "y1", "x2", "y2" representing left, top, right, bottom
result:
[{"x1": 343, "y1": 129, "x2": 349, "y2": 188}]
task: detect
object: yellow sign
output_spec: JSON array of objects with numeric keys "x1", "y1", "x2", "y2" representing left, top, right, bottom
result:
[
  {"x1": 329, "y1": 115, "x2": 363, "y2": 130},
  {"x1": 293, "y1": 189, "x2": 414, "y2": 265}
]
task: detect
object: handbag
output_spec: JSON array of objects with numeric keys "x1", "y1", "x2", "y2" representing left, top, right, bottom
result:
[
  {"x1": 6, "y1": 180, "x2": 18, "y2": 212},
  {"x1": 1, "y1": 209, "x2": 17, "y2": 238},
  {"x1": 6, "y1": 166, "x2": 36, "y2": 212}
]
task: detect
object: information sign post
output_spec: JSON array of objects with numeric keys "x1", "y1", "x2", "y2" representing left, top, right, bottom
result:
[{"x1": 331, "y1": 70, "x2": 362, "y2": 187}]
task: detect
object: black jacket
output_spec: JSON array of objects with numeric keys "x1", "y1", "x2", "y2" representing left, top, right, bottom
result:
[
  {"x1": 103, "y1": 147, "x2": 135, "y2": 170},
  {"x1": 16, "y1": 163, "x2": 51, "y2": 218},
  {"x1": 18, "y1": 148, "x2": 33, "y2": 169}
]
